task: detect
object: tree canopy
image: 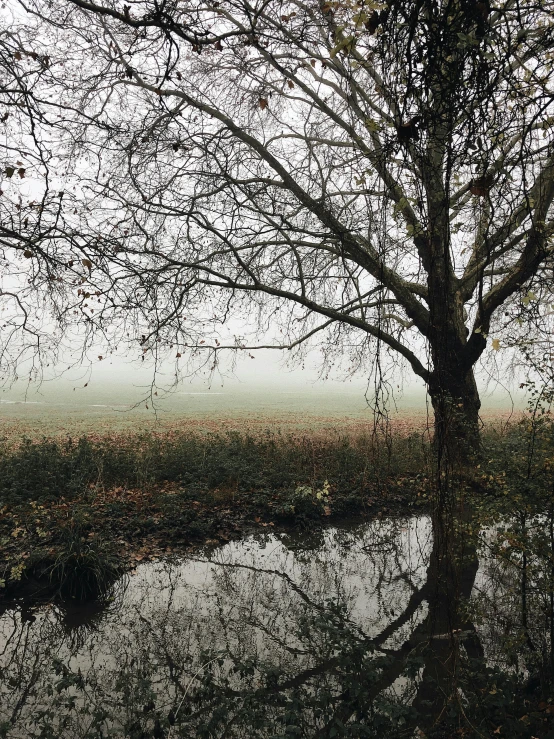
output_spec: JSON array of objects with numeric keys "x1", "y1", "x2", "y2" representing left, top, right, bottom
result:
[{"x1": 2, "y1": 0, "x2": 554, "y2": 456}]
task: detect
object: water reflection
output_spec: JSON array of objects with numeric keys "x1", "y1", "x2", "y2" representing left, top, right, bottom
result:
[{"x1": 0, "y1": 515, "x2": 551, "y2": 738}]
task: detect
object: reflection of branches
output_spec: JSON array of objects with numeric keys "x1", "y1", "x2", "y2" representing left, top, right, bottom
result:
[
  {"x1": 315, "y1": 542, "x2": 482, "y2": 736},
  {"x1": 191, "y1": 532, "x2": 432, "y2": 704},
  {"x1": 0, "y1": 516, "x2": 488, "y2": 736},
  {"x1": 194, "y1": 556, "x2": 366, "y2": 633}
]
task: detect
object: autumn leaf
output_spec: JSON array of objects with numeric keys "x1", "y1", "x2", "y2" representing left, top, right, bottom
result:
[
  {"x1": 522, "y1": 290, "x2": 537, "y2": 306},
  {"x1": 258, "y1": 97, "x2": 268, "y2": 110},
  {"x1": 470, "y1": 184, "x2": 487, "y2": 196},
  {"x1": 365, "y1": 10, "x2": 380, "y2": 34},
  {"x1": 4, "y1": 167, "x2": 15, "y2": 178},
  {"x1": 330, "y1": 35, "x2": 355, "y2": 58},
  {"x1": 81, "y1": 258, "x2": 93, "y2": 270},
  {"x1": 470, "y1": 174, "x2": 494, "y2": 197},
  {"x1": 365, "y1": 118, "x2": 380, "y2": 133},
  {"x1": 491, "y1": 338, "x2": 501, "y2": 351},
  {"x1": 397, "y1": 118, "x2": 421, "y2": 143}
]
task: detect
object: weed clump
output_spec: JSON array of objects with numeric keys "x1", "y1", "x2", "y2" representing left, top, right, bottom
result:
[{"x1": 41, "y1": 523, "x2": 122, "y2": 601}]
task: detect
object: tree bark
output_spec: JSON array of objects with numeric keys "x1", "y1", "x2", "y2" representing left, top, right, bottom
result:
[
  {"x1": 424, "y1": 172, "x2": 482, "y2": 474},
  {"x1": 428, "y1": 364, "x2": 481, "y2": 473}
]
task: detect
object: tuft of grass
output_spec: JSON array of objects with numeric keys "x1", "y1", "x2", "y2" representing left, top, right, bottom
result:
[{"x1": 42, "y1": 524, "x2": 123, "y2": 601}]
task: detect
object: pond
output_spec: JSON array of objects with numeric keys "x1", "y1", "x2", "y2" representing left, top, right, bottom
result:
[{"x1": 1, "y1": 515, "x2": 553, "y2": 738}]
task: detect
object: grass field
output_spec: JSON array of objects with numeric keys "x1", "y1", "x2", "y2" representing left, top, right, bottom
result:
[{"x1": 0, "y1": 380, "x2": 523, "y2": 440}]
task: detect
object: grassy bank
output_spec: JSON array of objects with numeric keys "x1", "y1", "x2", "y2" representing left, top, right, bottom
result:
[
  {"x1": 0, "y1": 418, "x2": 551, "y2": 603},
  {"x1": 0, "y1": 428, "x2": 430, "y2": 600}
]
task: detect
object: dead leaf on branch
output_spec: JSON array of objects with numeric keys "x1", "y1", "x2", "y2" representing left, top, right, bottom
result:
[
  {"x1": 470, "y1": 174, "x2": 494, "y2": 197},
  {"x1": 330, "y1": 34, "x2": 355, "y2": 58},
  {"x1": 396, "y1": 117, "x2": 421, "y2": 143},
  {"x1": 365, "y1": 9, "x2": 389, "y2": 34},
  {"x1": 259, "y1": 97, "x2": 268, "y2": 110}
]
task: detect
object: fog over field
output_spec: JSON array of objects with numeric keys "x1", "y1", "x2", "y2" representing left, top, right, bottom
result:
[{"x1": 0, "y1": 347, "x2": 525, "y2": 438}]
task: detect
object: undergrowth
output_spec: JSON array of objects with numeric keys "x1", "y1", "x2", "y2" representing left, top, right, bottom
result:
[
  {"x1": 0, "y1": 429, "x2": 429, "y2": 505},
  {"x1": 0, "y1": 429, "x2": 429, "y2": 600},
  {"x1": 1, "y1": 421, "x2": 552, "y2": 603}
]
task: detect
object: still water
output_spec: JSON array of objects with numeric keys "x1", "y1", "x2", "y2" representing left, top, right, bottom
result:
[{"x1": 0, "y1": 516, "x2": 552, "y2": 738}]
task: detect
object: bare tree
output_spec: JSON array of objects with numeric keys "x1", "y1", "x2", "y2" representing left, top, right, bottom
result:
[
  {"x1": 0, "y1": 10, "x2": 106, "y2": 381},
  {"x1": 5, "y1": 0, "x2": 554, "y2": 468}
]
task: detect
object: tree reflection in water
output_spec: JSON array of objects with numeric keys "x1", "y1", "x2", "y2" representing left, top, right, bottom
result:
[{"x1": 0, "y1": 515, "x2": 553, "y2": 738}]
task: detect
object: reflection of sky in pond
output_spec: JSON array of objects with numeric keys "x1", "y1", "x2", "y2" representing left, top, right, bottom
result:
[
  {"x1": 0, "y1": 517, "x2": 433, "y2": 736},
  {"x1": 1, "y1": 514, "x2": 545, "y2": 738}
]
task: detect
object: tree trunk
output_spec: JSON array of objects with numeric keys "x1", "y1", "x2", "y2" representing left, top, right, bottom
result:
[
  {"x1": 428, "y1": 364, "x2": 481, "y2": 473},
  {"x1": 424, "y1": 210, "x2": 482, "y2": 474}
]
